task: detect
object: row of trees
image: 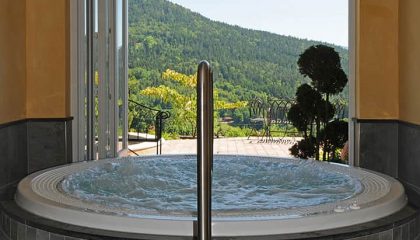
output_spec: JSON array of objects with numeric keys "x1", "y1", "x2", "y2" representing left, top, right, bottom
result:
[{"x1": 128, "y1": 0, "x2": 349, "y2": 105}]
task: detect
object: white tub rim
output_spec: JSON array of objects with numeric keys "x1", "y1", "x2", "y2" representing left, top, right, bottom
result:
[{"x1": 15, "y1": 155, "x2": 407, "y2": 237}]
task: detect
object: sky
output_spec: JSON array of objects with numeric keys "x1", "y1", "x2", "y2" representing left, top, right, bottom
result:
[{"x1": 167, "y1": 0, "x2": 348, "y2": 47}]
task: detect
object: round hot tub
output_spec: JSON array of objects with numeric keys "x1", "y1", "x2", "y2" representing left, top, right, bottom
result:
[{"x1": 15, "y1": 155, "x2": 406, "y2": 237}]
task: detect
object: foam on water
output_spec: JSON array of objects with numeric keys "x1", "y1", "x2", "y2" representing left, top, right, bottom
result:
[{"x1": 61, "y1": 156, "x2": 361, "y2": 216}]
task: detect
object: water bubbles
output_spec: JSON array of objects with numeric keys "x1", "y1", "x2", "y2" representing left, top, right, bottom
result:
[{"x1": 61, "y1": 156, "x2": 360, "y2": 217}]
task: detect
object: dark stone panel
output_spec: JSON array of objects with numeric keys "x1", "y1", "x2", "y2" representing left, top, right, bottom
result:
[
  {"x1": 35, "y1": 229, "x2": 48, "y2": 240},
  {"x1": 409, "y1": 218, "x2": 420, "y2": 240},
  {"x1": 25, "y1": 227, "x2": 35, "y2": 240},
  {"x1": 3, "y1": 215, "x2": 10, "y2": 238},
  {"x1": 10, "y1": 220, "x2": 17, "y2": 240},
  {"x1": 0, "y1": 229, "x2": 10, "y2": 240},
  {"x1": 378, "y1": 230, "x2": 392, "y2": 240},
  {"x1": 364, "y1": 233, "x2": 379, "y2": 240},
  {"x1": 358, "y1": 121, "x2": 399, "y2": 177},
  {"x1": 27, "y1": 121, "x2": 71, "y2": 174},
  {"x1": 0, "y1": 123, "x2": 27, "y2": 188},
  {"x1": 50, "y1": 234, "x2": 64, "y2": 240},
  {"x1": 393, "y1": 226, "x2": 402, "y2": 240},
  {"x1": 0, "y1": 213, "x2": 5, "y2": 235},
  {"x1": 17, "y1": 222, "x2": 25, "y2": 240},
  {"x1": 416, "y1": 213, "x2": 420, "y2": 237},
  {"x1": 402, "y1": 223, "x2": 409, "y2": 240},
  {"x1": 398, "y1": 122, "x2": 420, "y2": 206},
  {"x1": 0, "y1": 118, "x2": 72, "y2": 192},
  {"x1": 65, "y1": 121, "x2": 72, "y2": 167}
]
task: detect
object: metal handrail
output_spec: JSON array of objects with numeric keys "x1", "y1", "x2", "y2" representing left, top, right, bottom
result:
[
  {"x1": 128, "y1": 99, "x2": 170, "y2": 154},
  {"x1": 128, "y1": 99, "x2": 170, "y2": 115},
  {"x1": 196, "y1": 61, "x2": 213, "y2": 240}
]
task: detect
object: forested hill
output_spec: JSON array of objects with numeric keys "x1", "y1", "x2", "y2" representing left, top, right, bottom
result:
[{"x1": 128, "y1": 0, "x2": 349, "y2": 102}]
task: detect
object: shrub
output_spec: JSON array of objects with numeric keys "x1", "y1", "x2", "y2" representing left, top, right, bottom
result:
[{"x1": 288, "y1": 45, "x2": 348, "y2": 160}]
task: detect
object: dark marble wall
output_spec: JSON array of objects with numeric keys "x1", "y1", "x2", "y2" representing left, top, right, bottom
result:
[
  {"x1": 0, "y1": 119, "x2": 72, "y2": 191},
  {"x1": 358, "y1": 120, "x2": 420, "y2": 206},
  {"x1": 0, "y1": 122, "x2": 28, "y2": 190},
  {"x1": 26, "y1": 120, "x2": 72, "y2": 174},
  {"x1": 358, "y1": 120, "x2": 399, "y2": 177},
  {"x1": 398, "y1": 122, "x2": 420, "y2": 208}
]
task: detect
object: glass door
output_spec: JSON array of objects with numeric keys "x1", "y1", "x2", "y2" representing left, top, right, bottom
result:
[{"x1": 72, "y1": 0, "x2": 128, "y2": 161}]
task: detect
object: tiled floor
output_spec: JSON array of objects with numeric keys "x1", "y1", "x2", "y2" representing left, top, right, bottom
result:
[{"x1": 131, "y1": 137, "x2": 299, "y2": 157}]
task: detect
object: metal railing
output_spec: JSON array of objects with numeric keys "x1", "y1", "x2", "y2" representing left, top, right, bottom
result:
[
  {"x1": 196, "y1": 61, "x2": 213, "y2": 240},
  {"x1": 128, "y1": 100, "x2": 170, "y2": 155},
  {"x1": 247, "y1": 97, "x2": 297, "y2": 142}
]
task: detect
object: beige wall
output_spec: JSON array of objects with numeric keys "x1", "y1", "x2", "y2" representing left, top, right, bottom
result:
[
  {"x1": 356, "y1": 0, "x2": 399, "y2": 119},
  {"x1": 26, "y1": 0, "x2": 70, "y2": 118},
  {"x1": 0, "y1": 0, "x2": 70, "y2": 124},
  {"x1": 0, "y1": 0, "x2": 27, "y2": 123},
  {"x1": 356, "y1": 0, "x2": 420, "y2": 125},
  {"x1": 399, "y1": 0, "x2": 420, "y2": 125}
]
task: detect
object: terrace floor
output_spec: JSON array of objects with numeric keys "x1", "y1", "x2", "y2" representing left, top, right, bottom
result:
[{"x1": 130, "y1": 137, "x2": 299, "y2": 157}]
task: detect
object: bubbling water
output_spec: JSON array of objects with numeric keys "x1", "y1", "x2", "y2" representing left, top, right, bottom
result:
[{"x1": 61, "y1": 156, "x2": 361, "y2": 217}]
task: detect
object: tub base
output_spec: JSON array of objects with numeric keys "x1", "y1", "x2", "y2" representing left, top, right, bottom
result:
[{"x1": 1, "y1": 198, "x2": 420, "y2": 240}]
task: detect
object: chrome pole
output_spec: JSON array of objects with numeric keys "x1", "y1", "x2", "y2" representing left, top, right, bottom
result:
[{"x1": 197, "y1": 61, "x2": 213, "y2": 240}]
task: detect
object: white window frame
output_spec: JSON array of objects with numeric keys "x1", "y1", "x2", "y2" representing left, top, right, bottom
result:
[
  {"x1": 70, "y1": 0, "x2": 128, "y2": 162},
  {"x1": 348, "y1": 0, "x2": 357, "y2": 166}
]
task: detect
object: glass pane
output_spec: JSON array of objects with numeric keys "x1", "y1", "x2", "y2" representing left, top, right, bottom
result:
[
  {"x1": 93, "y1": 0, "x2": 100, "y2": 158},
  {"x1": 116, "y1": 0, "x2": 127, "y2": 153},
  {"x1": 80, "y1": 0, "x2": 88, "y2": 161}
]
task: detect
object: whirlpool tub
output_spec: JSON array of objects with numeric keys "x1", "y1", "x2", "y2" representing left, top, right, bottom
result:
[{"x1": 15, "y1": 155, "x2": 406, "y2": 237}]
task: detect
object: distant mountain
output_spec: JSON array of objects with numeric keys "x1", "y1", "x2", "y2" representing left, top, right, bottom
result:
[{"x1": 128, "y1": 0, "x2": 348, "y2": 102}]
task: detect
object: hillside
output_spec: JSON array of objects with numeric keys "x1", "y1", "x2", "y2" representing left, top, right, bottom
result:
[{"x1": 128, "y1": 0, "x2": 349, "y2": 103}]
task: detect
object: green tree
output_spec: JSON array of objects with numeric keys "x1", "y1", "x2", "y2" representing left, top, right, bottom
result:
[
  {"x1": 289, "y1": 45, "x2": 348, "y2": 161},
  {"x1": 128, "y1": 0, "x2": 349, "y2": 104},
  {"x1": 319, "y1": 119, "x2": 348, "y2": 162},
  {"x1": 141, "y1": 69, "x2": 247, "y2": 137}
]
